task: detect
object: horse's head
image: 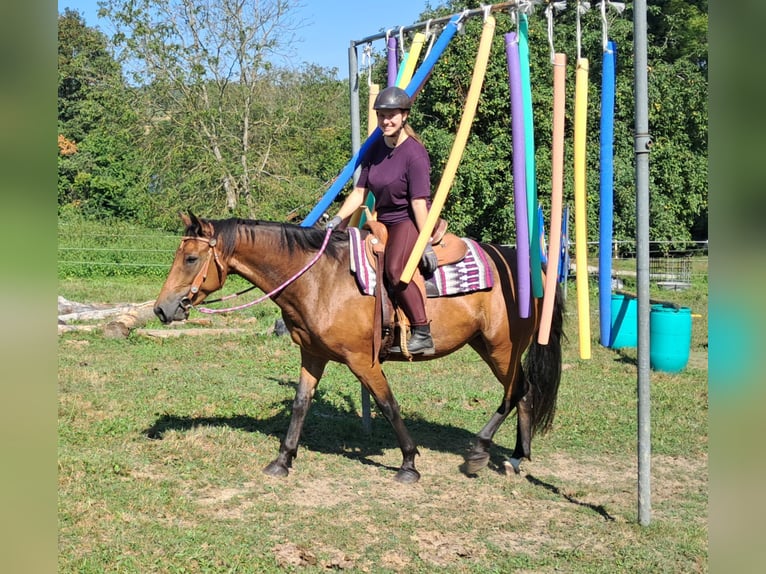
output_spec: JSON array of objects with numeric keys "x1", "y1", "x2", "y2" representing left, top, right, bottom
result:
[{"x1": 154, "y1": 212, "x2": 228, "y2": 324}]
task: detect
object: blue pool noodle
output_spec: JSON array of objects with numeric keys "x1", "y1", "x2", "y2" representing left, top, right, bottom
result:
[{"x1": 599, "y1": 40, "x2": 617, "y2": 346}]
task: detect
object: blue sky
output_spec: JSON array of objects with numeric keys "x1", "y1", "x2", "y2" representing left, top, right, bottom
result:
[{"x1": 58, "y1": 0, "x2": 434, "y2": 78}]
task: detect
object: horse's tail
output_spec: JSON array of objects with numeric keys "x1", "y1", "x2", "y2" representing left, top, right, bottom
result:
[{"x1": 525, "y1": 284, "x2": 565, "y2": 436}]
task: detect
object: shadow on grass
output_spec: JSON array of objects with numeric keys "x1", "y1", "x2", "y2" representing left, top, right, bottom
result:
[
  {"x1": 525, "y1": 474, "x2": 616, "y2": 521},
  {"x1": 141, "y1": 381, "x2": 614, "y2": 518},
  {"x1": 143, "y1": 379, "x2": 516, "y2": 477},
  {"x1": 613, "y1": 349, "x2": 638, "y2": 366}
]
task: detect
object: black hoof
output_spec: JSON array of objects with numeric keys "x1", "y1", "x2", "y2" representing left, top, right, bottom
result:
[
  {"x1": 394, "y1": 468, "x2": 420, "y2": 484},
  {"x1": 464, "y1": 452, "x2": 490, "y2": 475},
  {"x1": 263, "y1": 460, "x2": 289, "y2": 478}
]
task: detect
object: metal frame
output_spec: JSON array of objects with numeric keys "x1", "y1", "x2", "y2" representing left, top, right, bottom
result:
[{"x1": 343, "y1": 0, "x2": 652, "y2": 526}]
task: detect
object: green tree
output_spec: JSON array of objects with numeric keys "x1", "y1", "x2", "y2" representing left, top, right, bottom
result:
[
  {"x1": 58, "y1": 8, "x2": 120, "y2": 141},
  {"x1": 381, "y1": 0, "x2": 706, "y2": 248},
  {"x1": 58, "y1": 9, "x2": 142, "y2": 219},
  {"x1": 100, "y1": 0, "x2": 328, "y2": 216}
]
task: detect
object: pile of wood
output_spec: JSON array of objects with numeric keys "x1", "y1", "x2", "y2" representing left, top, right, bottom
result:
[
  {"x1": 58, "y1": 296, "x2": 157, "y2": 338},
  {"x1": 57, "y1": 296, "x2": 270, "y2": 339}
]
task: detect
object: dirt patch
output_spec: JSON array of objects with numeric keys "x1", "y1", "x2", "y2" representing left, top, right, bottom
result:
[
  {"x1": 413, "y1": 529, "x2": 484, "y2": 566},
  {"x1": 272, "y1": 542, "x2": 356, "y2": 569},
  {"x1": 178, "y1": 448, "x2": 706, "y2": 567}
]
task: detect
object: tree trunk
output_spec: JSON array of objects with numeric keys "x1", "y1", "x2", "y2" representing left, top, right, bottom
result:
[{"x1": 103, "y1": 302, "x2": 157, "y2": 339}]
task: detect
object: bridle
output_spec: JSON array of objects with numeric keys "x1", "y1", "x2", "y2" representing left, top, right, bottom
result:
[
  {"x1": 179, "y1": 227, "x2": 334, "y2": 315},
  {"x1": 178, "y1": 235, "x2": 227, "y2": 311}
]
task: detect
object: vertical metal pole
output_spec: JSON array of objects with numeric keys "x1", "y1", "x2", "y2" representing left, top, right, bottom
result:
[
  {"x1": 633, "y1": 0, "x2": 652, "y2": 526},
  {"x1": 349, "y1": 43, "x2": 362, "y2": 160},
  {"x1": 348, "y1": 42, "x2": 372, "y2": 432}
]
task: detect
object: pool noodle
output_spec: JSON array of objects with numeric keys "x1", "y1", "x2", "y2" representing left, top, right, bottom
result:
[
  {"x1": 598, "y1": 40, "x2": 616, "y2": 347},
  {"x1": 397, "y1": 32, "x2": 427, "y2": 88},
  {"x1": 519, "y1": 15, "x2": 543, "y2": 298},
  {"x1": 394, "y1": 53, "x2": 409, "y2": 87},
  {"x1": 538, "y1": 52, "x2": 567, "y2": 344},
  {"x1": 348, "y1": 83, "x2": 381, "y2": 229},
  {"x1": 399, "y1": 15, "x2": 497, "y2": 284},
  {"x1": 387, "y1": 36, "x2": 398, "y2": 87},
  {"x1": 574, "y1": 57, "x2": 591, "y2": 359},
  {"x1": 505, "y1": 31, "x2": 531, "y2": 318}
]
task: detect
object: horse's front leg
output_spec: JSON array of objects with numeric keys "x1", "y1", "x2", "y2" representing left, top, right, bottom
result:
[
  {"x1": 349, "y1": 359, "x2": 420, "y2": 483},
  {"x1": 263, "y1": 351, "x2": 327, "y2": 478}
]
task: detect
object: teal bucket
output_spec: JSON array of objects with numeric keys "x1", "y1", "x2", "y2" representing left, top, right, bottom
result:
[
  {"x1": 650, "y1": 304, "x2": 692, "y2": 373},
  {"x1": 609, "y1": 294, "x2": 637, "y2": 348}
]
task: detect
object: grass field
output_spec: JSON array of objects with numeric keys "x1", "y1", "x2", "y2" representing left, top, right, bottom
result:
[{"x1": 58, "y1": 239, "x2": 707, "y2": 572}]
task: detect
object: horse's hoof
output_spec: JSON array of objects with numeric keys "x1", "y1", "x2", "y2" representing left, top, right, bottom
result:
[
  {"x1": 503, "y1": 457, "x2": 522, "y2": 475},
  {"x1": 464, "y1": 452, "x2": 490, "y2": 475},
  {"x1": 263, "y1": 460, "x2": 289, "y2": 478},
  {"x1": 394, "y1": 468, "x2": 420, "y2": 484}
]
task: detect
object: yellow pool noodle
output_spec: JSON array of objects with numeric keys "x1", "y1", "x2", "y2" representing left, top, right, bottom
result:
[
  {"x1": 397, "y1": 32, "x2": 427, "y2": 88},
  {"x1": 574, "y1": 58, "x2": 591, "y2": 359},
  {"x1": 349, "y1": 83, "x2": 380, "y2": 229},
  {"x1": 400, "y1": 16, "x2": 496, "y2": 284}
]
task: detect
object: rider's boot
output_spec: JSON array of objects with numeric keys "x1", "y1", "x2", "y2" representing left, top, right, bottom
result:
[{"x1": 406, "y1": 324, "x2": 435, "y2": 355}]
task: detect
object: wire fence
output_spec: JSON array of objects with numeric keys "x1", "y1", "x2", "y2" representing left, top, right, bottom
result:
[
  {"x1": 58, "y1": 226, "x2": 182, "y2": 277},
  {"x1": 58, "y1": 226, "x2": 709, "y2": 283}
]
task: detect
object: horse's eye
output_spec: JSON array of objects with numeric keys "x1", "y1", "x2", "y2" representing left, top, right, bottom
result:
[{"x1": 185, "y1": 255, "x2": 199, "y2": 265}]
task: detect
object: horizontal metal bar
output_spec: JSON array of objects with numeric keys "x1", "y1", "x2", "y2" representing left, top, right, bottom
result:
[{"x1": 351, "y1": 1, "x2": 520, "y2": 46}]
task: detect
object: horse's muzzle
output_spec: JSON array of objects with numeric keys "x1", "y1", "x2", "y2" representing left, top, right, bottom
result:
[{"x1": 154, "y1": 298, "x2": 190, "y2": 324}]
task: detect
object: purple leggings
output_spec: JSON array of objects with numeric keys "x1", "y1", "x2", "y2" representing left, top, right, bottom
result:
[{"x1": 384, "y1": 219, "x2": 428, "y2": 326}]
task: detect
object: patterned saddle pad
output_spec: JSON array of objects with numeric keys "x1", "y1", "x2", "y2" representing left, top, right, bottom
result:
[{"x1": 347, "y1": 227, "x2": 494, "y2": 297}]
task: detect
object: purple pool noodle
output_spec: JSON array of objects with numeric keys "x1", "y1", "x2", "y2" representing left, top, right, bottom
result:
[
  {"x1": 505, "y1": 32, "x2": 531, "y2": 318},
  {"x1": 387, "y1": 36, "x2": 398, "y2": 87}
]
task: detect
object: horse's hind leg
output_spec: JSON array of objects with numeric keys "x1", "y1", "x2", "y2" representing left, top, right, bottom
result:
[
  {"x1": 464, "y1": 362, "x2": 528, "y2": 475},
  {"x1": 506, "y1": 386, "x2": 533, "y2": 474},
  {"x1": 465, "y1": 406, "x2": 513, "y2": 475},
  {"x1": 263, "y1": 352, "x2": 327, "y2": 478}
]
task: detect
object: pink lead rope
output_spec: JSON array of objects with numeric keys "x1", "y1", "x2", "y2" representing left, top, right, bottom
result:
[{"x1": 196, "y1": 227, "x2": 333, "y2": 314}]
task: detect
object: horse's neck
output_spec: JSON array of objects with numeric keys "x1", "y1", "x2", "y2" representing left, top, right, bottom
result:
[{"x1": 227, "y1": 233, "x2": 335, "y2": 300}]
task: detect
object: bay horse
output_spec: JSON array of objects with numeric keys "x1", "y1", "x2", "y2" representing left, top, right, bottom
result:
[{"x1": 153, "y1": 213, "x2": 564, "y2": 483}]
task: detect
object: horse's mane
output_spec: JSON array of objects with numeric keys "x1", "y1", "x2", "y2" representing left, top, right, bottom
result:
[{"x1": 195, "y1": 217, "x2": 347, "y2": 261}]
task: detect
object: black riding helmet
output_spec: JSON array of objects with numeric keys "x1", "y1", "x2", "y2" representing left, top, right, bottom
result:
[{"x1": 373, "y1": 86, "x2": 412, "y2": 110}]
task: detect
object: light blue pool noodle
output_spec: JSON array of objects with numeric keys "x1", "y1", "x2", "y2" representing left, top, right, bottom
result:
[{"x1": 519, "y1": 15, "x2": 542, "y2": 298}]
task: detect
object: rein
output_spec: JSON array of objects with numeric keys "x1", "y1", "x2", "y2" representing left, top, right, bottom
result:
[{"x1": 191, "y1": 227, "x2": 333, "y2": 315}]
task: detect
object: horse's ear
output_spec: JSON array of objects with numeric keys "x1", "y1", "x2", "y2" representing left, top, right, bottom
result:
[
  {"x1": 180, "y1": 212, "x2": 192, "y2": 229},
  {"x1": 180, "y1": 211, "x2": 205, "y2": 237}
]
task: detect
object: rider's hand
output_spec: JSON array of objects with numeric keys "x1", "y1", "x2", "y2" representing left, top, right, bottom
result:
[
  {"x1": 325, "y1": 215, "x2": 342, "y2": 230},
  {"x1": 420, "y1": 243, "x2": 438, "y2": 275}
]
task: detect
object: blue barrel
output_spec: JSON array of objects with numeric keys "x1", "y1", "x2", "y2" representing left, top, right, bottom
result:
[
  {"x1": 609, "y1": 294, "x2": 637, "y2": 348},
  {"x1": 650, "y1": 304, "x2": 692, "y2": 373}
]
